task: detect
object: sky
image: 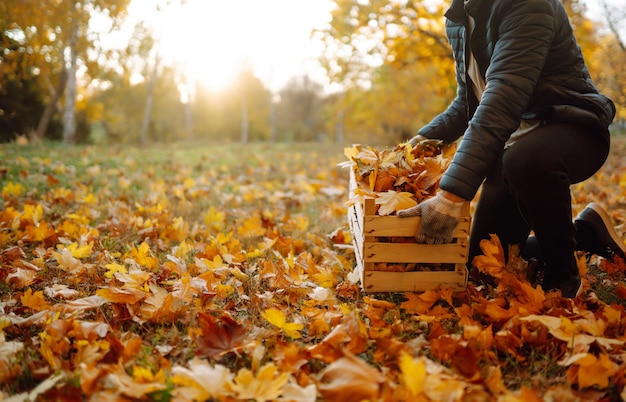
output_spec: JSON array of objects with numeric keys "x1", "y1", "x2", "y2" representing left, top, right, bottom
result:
[
  {"x1": 129, "y1": 0, "x2": 336, "y2": 94},
  {"x1": 125, "y1": 0, "x2": 622, "y2": 96}
]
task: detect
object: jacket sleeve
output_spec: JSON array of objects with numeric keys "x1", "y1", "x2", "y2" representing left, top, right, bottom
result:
[
  {"x1": 440, "y1": 0, "x2": 557, "y2": 201},
  {"x1": 418, "y1": 69, "x2": 469, "y2": 143},
  {"x1": 418, "y1": 21, "x2": 470, "y2": 144}
]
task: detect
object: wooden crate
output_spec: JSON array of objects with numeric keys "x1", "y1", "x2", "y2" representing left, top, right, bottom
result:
[{"x1": 348, "y1": 170, "x2": 470, "y2": 292}]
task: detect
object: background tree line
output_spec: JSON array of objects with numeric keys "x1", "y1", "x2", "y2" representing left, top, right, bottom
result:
[{"x1": 1, "y1": 0, "x2": 625, "y2": 146}]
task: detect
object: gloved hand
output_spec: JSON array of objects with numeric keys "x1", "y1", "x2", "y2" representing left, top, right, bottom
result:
[{"x1": 397, "y1": 192, "x2": 464, "y2": 244}]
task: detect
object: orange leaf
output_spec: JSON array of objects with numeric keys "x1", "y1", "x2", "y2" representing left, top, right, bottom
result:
[
  {"x1": 309, "y1": 311, "x2": 368, "y2": 362},
  {"x1": 472, "y1": 234, "x2": 506, "y2": 278},
  {"x1": 563, "y1": 353, "x2": 618, "y2": 389},
  {"x1": 317, "y1": 352, "x2": 386, "y2": 402}
]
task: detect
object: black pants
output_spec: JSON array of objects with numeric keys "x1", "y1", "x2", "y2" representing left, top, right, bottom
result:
[{"x1": 468, "y1": 122, "x2": 609, "y2": 283}]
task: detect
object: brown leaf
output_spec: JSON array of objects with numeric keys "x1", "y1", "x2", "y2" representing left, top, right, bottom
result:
[{"x1": 193, "y1": 312, "x2": 247, "y2": 358}]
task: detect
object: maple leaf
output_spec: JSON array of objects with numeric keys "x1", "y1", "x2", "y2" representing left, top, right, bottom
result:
[
  {"x1": 309, "y1": 311, "x2": 368, "y2": 362},
  {"x1": 374, "y1": 190, "x2": 417, "y2": 216},
  {"x1": 193, "y1": 312, "x2": 247, "y2": 358},
  {"x1": 138, "y1": 286, "x2": 184, "y2": 323},
  {"x1": 317, "y1": 352, "x2": 386, "y2": 402},
  {"x1": 230, "y1": 363, "x2": 290, "y2": 402},
  {"x1": 400, "y1": 289, "x2": 441, "y2": 314},
  {"x1": 262, "y1": 307, "x2": 304, "y2": 339},
  {"x1": 562, "y1": 353, "x2": 618, "y2": 389},
  {"x1": 2, "y1": 181, "x2": 24, "y2": 197},
  {"x1": 52, "y1": 249, "x2": 84, "y2": 273},
  {"x1": 414, "y1": 154, "x2": 447, "y2": 190},
  {"x1": 128, "y1": 242, "x2": 159, "y2": 270},
  {"x1": 472, "y1": 234, "x2": 506, "y2": 278},
  {"x1": 171, "y1": 358, "x2": 234, "y2": 401},
  {"x1": 23, "y1": 221, "x2": 56, "y2": 243},
  {"x1": 104, "y1": 262, "x2": 127, "y2": 279},
  {"x1": 22, "y1": 203, "x2": 44, "y2": 225},
  {"x1": 114, "y1": 266, "x2": 150, "y2": 290},
  {"x1": 20, "y1": 288, "x2": 50, "y2": 311},
  {"x1": 203, "y1": 206, "x2": 226, "y2": 231},
  {"x1": 59, "y1": 242, "x2": 93, "y2": 259},
  {"x1": 520, "y1": 315, "x2": 624, "y2": 351}
]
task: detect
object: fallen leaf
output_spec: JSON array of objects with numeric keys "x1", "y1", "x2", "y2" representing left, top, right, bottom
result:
[
  {"x1": 193, "y1": 312, "x2": 247, "y2": 358},
  {"x1": 317, "y1": 352, "x2": 386, "y2": 401}
]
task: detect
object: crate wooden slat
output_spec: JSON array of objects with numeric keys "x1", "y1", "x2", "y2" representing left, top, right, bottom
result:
[{"x1": 348, "y1": 169, "x2": 470, "y2": 292}]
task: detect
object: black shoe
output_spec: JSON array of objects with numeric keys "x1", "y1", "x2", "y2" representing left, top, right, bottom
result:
[
  {"x1": 542, "y1": 272, "x2": 583, "y2": 298},
  {"x1": 574, "y1": 203, "x2": 626, "y2": 261}
]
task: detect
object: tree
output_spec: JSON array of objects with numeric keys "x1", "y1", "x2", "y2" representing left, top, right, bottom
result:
[
  {"x1": 276, "y1": 76, "x2": 324, "y2": 142},
  {"x1": 318, "y1": 0, "x2": 454, "y2": 144},
  {"x1": 598, "y1": 0, "x2": 626, "y2": 121},
  {"x1": 0, "y1": 0, "x2": 131, "y2": 143}
]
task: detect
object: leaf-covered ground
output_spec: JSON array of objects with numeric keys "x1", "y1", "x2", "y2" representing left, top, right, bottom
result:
[{"x1": 1, "y1": 139, "x2": 625, "y2": 401}]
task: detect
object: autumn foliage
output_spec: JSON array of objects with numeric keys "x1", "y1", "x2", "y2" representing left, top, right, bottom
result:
[
  {"x1": 1, "y1": 140, "x2": 626, "y2": 401},
  {"x1": 342, "y1": 139, "x2": 456, "y2": 215}
]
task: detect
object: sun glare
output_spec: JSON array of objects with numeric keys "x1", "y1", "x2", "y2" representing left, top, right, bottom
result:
[
  {"x1": 130, "y1": 0, "x2": 334, "y2": 96},
  {"x1": 163, "y1": 1, "x2": 245, "y2": 92}
]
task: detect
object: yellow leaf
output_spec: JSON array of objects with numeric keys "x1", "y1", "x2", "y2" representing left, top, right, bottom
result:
[
  {"x1": 262, "y1": 308, "x2": 303, "y2": 339},
  {"x1": 23, "y1": 203, "x2": 44, "y2": 225},
  {"x1": 2, "y1": 181, "x2": 24, "y2": 197},
  {"x1": 60, "y1": 242, "x2": 93, "y2": 259},
  {"x1": 237, "y1": 215, "x2": 265, "y2": 238},
  {"x1": 203, "y1": 207, "x2": 226, "y2": 231},
  {"x1": 21, "y1": 288, "x2": 50, "y2": 311},
  {"x1": 129, "y1": 242, "x2": 159, "y2": 270},
  {"x1": 174, "y1": 240, "x2": 193, "y2": 258},
  {"x1": 81, "y1": 193, "x2": 97, "y2": 204},
  {"x1": 399, "y1": 352, "x2": 426, "y2": 396},
  {"x1": 104, "y1": 262, "x2": 128, "y2": 279},
  {"x1": 263, "y1": 307, "x2": 286, "y2": 327}
]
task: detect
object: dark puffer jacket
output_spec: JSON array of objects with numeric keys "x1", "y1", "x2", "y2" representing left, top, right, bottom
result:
[{"x1": 419, "y1": 0, "x2": 616, "y2": 201}]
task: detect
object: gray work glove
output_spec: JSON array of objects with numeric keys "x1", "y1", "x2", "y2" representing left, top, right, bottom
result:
[{"x1": 397, "y1": 193, "x2": 464, "y2": 244}]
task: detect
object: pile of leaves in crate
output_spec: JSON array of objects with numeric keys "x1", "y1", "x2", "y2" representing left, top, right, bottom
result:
[
  {"x1": 341, "y1": 139, "x2": 457, "y2": 216},
  {"x1": 341, "y1": 139, "x2": 461, "y2": 272}
]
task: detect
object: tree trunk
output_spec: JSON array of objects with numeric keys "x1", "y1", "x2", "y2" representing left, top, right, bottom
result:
[
  {"x1": 140, "y1": 50, "x2": 159, "y2": 145},
  {"x1": 269, "y1": 92, "x2": 277, "y2": 142},
  {"x1": 335, "y1": 108, "x2": 344, "y2": 145},
  {"x1": 241, "y1": 93, "x2": 248, "y2": 143},
  {"x1": 185, "y1": 101, "x2": 193, "y2": 141},
  {"x1": 34, "y1": 69, "x2": 67, "y2": 141},
  {"x1": 62, "y1": 23, "x2": 79, "y2": 144}
]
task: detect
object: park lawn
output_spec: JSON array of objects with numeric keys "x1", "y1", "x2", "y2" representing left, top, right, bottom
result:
[{"x1": 1, "y1": 138, "x2": 625, "y2": 401}]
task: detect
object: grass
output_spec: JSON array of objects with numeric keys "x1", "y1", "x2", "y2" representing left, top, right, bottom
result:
[{"x1": 1, "y1": 137, "x2": 626, "y2": 399}]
